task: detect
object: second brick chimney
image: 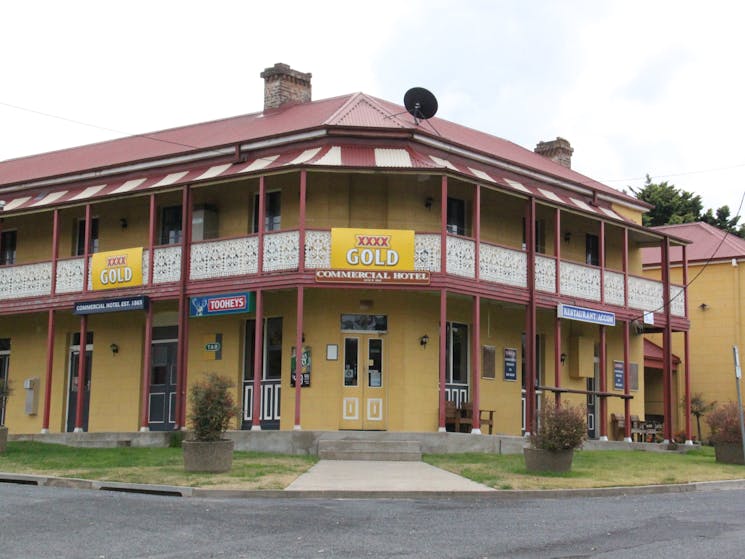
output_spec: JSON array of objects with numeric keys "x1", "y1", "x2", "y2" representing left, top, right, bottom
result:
[
  {"x1": 534, "y1": 137, "x2": 573, "y2": 169},
  {"x1": 260, "y1": 63, "x2": 312, "y2": 110}
]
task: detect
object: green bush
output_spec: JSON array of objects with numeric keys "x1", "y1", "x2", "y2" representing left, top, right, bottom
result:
[
  {"x1": 531, "y1": 401, "x2": 587, "y2": 451},
  {"x1": 706, "y1": 402, "x2": 744, "y2": 445},
  {"x1": 187, "y1": 373, "x2": 239, "y2": 442}
]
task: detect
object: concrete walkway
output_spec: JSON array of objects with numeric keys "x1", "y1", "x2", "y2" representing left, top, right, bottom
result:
[{"x1": 285, "y1": 460, "x2": 495, "y2": 492}]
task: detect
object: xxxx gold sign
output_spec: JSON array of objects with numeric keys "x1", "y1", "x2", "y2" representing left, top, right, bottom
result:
[
  {"x1": 91, "y1": 247, "x2": 143, "y2": 291},
  {"x1": 320, "y1": 228, "x2": 429, "y2": 285},
  {"x1": 330, "y1": 228, "x2": 414, "y2": 271}
]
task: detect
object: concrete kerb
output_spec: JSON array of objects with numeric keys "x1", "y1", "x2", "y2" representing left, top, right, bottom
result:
[{"x1": 3, "y1": 470, "x2": 745, "y2": 500}]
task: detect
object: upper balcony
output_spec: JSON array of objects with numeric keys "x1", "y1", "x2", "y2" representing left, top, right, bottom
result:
[{"x1": 0, "y1": 228, "x2": 686, "y2": 318}]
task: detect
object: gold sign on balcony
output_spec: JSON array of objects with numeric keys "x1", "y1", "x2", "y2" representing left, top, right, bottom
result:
[
  {"x1": 91, "y1": 247, "x2": 143, "y2": 291},
  {"x1": 330, "y1": 228, "x2": 414, "y2": 271}
]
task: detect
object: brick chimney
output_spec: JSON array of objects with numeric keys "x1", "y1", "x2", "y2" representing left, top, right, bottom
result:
[
  {"x1": 260, "y1": 63, "x2": 312, "y2": 110},
  {"x1": 534, "y1": 137, "x2": 573, "y2": 168}
]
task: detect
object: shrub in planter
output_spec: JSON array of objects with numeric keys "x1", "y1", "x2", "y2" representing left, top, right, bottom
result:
[
  {"x1": 706, "y1": 402, "x2": 745, "y2": 465},
  {"x1": 183, "y1": 373, "x2": 239, "y2": 473},
  {"x1": 524, "y1": 401, "x2": 587, "y2": 473}
]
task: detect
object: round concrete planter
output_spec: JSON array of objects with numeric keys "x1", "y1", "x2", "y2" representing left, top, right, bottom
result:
[
  {"x1": 714, "y1": 443, "x2": 745, "y2": 465},
  {"x1": 0, "y1": 425, "x2": 7, "y2": 453},
  {"x1": 182, "y1": 439, "x2": 234, "y2": 473},
  {"x1": 523, "y1": 447, "x2": 574, "y2": 473}
]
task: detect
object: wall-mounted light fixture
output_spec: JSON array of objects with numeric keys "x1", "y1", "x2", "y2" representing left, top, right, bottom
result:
[
  {"x1": 419, "y1": 334, "x2": 429, "y2": 347},
  {"x1": 699, "y1": 303, "x2": 709, "y2": 311},
  {"x1": 560, "y1": 353, "x2": 567, "y2": 365},
  {"x1": 425, "y1": 197, "x2": 434, "y2": 210},
  {"x1": 110, "y1": 343, "x2": 119, "y2": 355},
  {"x1": 563, "y1": 231, "x2": 572, "y2": 243},
  {"x1": 120, "y1": 218, "x2": 128, "y2": 229}
]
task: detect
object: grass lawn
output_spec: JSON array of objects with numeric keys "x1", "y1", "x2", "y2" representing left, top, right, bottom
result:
[
  {"x1": 424, "y1": 446, "x2": 745, "y2": 490},
  {"x1": 0, "y1": 442, "x2": 317, "y2": 490},
  {"x1": 2, "y1": 443, "x2": 744, "y2": 491}
]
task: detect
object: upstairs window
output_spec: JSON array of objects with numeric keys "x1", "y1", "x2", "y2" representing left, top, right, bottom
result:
[
  {"x1": 75, "y1": 218, "x2": 99, "y2": 256},
  {"x1": 160, "y1": 206, "x2": 182, "y2": 245},
  {"x1": 446, "y1": 197, "x2": 466, "y2": 236},
  {"x1": 586, "y1": 233, "x2": 600, "y2": 266},
  {"x1": 253, "y1": 191, "x2": 281, "y2": 233},
  {"x1": 0, "y1": 231, "x2": 16, "y2": 265},
  {"x1": 522, "y1": 219, "x2": 546, "y2": 253}
]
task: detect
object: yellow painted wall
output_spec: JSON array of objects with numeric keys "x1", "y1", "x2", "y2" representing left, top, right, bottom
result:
[{"x1": 646, "y1": 259, "x2": 745, "y2": 439}]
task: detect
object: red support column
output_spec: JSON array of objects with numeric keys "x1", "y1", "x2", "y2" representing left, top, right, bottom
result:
[
  {"x1": 74, "y1": 315, "x2": 88, "y2": 431},
  {"x1": 623, "y1": 319, "x2": 631, "y2": 441},
  {"x1": 474, "y1": 183, "x2": 480, "y2": 281},
  {"x1": 471, "y1": 295, "x2": 481, "y2": 433},
  {"x1": 174, "y1": 186, "x2": 191, "y2": 429},
  {"x1": 599, "y1": 221, "x2": 605, "y2": 304},
  {"x1": 252, "y1": 289, "x2": 264, "y2": 430},
  {"x1": 74, "y1": 204, "x2": 92, "y2": 432},
  {"x1": 257, "y1": 176, "x2": 266, "y2": 275},
  {"x1": 293, "y1": 287, "x2": 304, "y2": 430},
  {"x1": 554, "y1": 317, "x2": 562, "y2": 406},
  {"x1": 438, "y1": 289, "x2": 447, "y2": 431},
  {"x1": 440, "y1": 176, "x2": 447, "y2": 274},
  {"x1": 662, "y1": 237, "x2": 673, "y2": 442},
  {"x1": 148, "y1": 194, "x2": 156, "y2": 286},
  {"x1": 554, "y1": 208, "x2": 561, "y2": 295},
  {"x1": 41, "y1": 309, "x2": 55, "y2": 433},
  {"x1": 683, "y1": 245, "x2": 692, "y2": 444},
  {"x1": 525, "y1": 197, "x2": 536, "y2": 435},
  {"x1": 42, "y1": 209, "x2": 60, "y2": 432},
  {"x1": 599, "y1": 325, "x2": 608, "y2": 440},
  {"x1": 140, "y1": 304, "x2": 153, "y2": 431}
]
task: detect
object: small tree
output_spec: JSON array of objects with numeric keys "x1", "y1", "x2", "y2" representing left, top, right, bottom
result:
[
  {"x1": 530, "y1": 401, "x2": 587, "y2": 451},
  {"x1": 187, "y1": 373, "x2": 238, "y2": 442},
  {"x1": 706, "y1": 402, "x2": 743, "y2": 445},
  {"x1": 687, "y1": 392, "x2": 716, "y2": 443}
]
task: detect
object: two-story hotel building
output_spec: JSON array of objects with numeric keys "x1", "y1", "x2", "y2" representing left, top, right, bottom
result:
[{"x1": 0, "y1": 63, "x2": 690, "y2": 442}]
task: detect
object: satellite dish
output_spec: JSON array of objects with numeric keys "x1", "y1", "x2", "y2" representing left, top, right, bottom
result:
[{"x1": 404, "y1": 87, "x2": 438, "y2": 123}]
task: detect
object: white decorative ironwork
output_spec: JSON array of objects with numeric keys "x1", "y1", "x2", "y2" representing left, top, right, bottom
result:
[
  {"x1": 190, "y1": 237, "x2": 258, "y2": 280},
  {"x1": 0, "y1": 262, "x2": 52, "y2": 300},
  {"x1": 535, "y1": 255, "x2": 556, "y2": 293},
  {"x1": 670, "y1": 285, "x2": 685, "y2": 317},
  {"x1": 305, "y1": 231, "x2": 331, "y2": 269},
  {"x1": 560, "y1": 261, "x2": 601, "y2": 301},
  {"x1": 153, "y1": 246, "x2": 182, "y2": 284},
  {"x1": 479, "y1": 243, "x2": 526, "y2": 287},
  {"x1": 263, "y1": 231, "x2": 299, "y2": 272},
  {"x1": 627, "y1": 276, "x2": 663, "y2": 312},
  {"x1": 415, "y1": 234, "x2": 441, "y2": 272},
  {"x1": 446, "y1": 236, "x2": 475, "y2": 278},
  {"x1": 604, "y1": 270, "x2": 625, "y2": 307},
  {"x1": 56, "y1": 258, "x2": 85, "y2": 294}
]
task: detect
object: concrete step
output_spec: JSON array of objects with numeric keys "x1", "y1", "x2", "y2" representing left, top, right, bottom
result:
[{"x1": 318, "y1": 439, "x2": 422, "y2": 461}]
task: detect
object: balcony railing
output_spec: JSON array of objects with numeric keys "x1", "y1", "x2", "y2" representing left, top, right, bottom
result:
[{"x1": 0, "y1": 230, "x2": 686, "y2": 317}]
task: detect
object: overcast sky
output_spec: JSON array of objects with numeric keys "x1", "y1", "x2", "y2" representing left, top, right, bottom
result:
[{"x1": 2, "y1": 1, "x2": 744, "y2": 215}]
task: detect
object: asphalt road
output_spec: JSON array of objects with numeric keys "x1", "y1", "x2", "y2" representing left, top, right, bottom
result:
[{"x1": 1, "y1": 484, "x2": 744, "y2": 558}]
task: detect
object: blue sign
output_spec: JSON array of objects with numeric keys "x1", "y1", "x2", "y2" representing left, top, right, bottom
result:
[
  {"x1": 614, "y1": 361, "x2": 625, "y2": 390},
  {"x1": 557, "y1": 303, "x2": 615, "y2": 326},
  {"x1": 504, "y1": 348, "x2": 517, "y2": 381},
  {"x1": 74, "y1": 295, "x2": 149, "y2": 315},
  {"x1": 190, "y1": 292, "x2": 255, "y2": 317}
]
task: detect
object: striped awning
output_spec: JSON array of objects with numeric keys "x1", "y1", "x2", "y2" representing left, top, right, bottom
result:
[{"x1": 1, "y1": 144, "x2": 630, "y2": 223}]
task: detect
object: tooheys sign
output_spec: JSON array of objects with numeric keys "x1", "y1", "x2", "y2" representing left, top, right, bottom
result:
[
  {"x1": 91, "y1": 247, "x2": 143, "y2": 291},
  {"x1": 317, "y1": 228, "x2": 430, "y2": 285}
]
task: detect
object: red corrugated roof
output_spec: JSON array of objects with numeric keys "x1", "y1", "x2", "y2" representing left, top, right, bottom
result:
[
  {"x1": 644, "y1": 338, "x2": 680, "y2": 368},
  {"x1": 0, "y1": 91, "x2": 641, "y2": 209},
  {"x1": 642, "y1": 221, "x2": 745, "y2": 266}
]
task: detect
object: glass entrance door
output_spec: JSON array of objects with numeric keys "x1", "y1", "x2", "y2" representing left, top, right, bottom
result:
[
  {"x1": 340, "y1": 336, "x2": 386, "y2": 430},
  {"x1": 242, "y1": 318, "x2": 282, "y2": 430},
  {"x1": 148, "y1": 341, "x2": 178, "y2": 431}
]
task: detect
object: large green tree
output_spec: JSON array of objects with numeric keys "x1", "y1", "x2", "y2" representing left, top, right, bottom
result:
[
  {"x1": 700, "y1": 205, "x2": 741, "y2": 235},
  {"x1": 630, "y1": 175, "x2": 703, "y2": 227}
]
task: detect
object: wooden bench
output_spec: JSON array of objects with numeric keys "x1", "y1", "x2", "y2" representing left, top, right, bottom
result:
[
  {"x1": 446, "y1": 402, "x2": 494, "y2": 434},
  {"x1": 611, "y1": 413, "x2": 625, "y2": 440}
]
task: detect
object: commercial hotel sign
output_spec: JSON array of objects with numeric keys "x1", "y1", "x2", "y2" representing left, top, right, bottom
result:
[
  {"x1": 316, "y1": 228, "x2": 430, "y2": 285},
  {"x1": 91, "y1": 247, "x2": 143, "y2": 291}
]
